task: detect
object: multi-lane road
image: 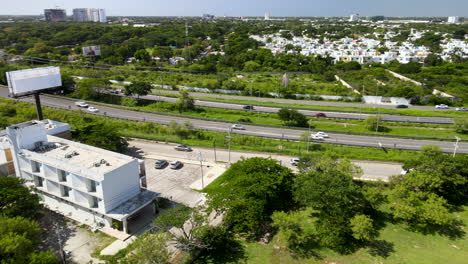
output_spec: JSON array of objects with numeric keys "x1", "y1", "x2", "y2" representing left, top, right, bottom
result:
[
  {"x1": 1, "y1": 88, "x2": 466, "y2": 154},
  {"x1": 141, "y1": 93, "x2": 454, "y2": 124}
]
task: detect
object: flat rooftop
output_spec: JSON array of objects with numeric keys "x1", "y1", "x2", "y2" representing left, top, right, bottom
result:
[{"x1": 30, "y1": 135, "x2": 135, "y2": 175}]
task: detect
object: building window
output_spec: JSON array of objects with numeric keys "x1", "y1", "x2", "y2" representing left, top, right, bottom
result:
[
  {"x1": 31, "y1": 161, "x2": 41, "y2": 173},
  {"x1": 90, "y1": 197, "x2": 99, "y2": 208},
  {"x1": 58, "y1": 170, "x2": 68, "y2": 182},
  {"x1": 35, "y1": 176, "x2": 44, "y2": 187},
  {"x1": 89, "y1": 180, "x2": 97, "y2": 192},
  {"x1": 61, "y1": 186, "x2": 70, "y2": 197}
]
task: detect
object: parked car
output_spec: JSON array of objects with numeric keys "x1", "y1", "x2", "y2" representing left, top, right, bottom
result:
[
  {"x1": 314, "y1": 113, "x2": 327, "y2": 117},
  {"x1": 154, "y1": 160, "x2": 168, "y2": 169},
  {"x1": 231, "y1": 124, "x2": 245, "y2": 130},
  {"x1": 313, "y1": 131, "x2": 329, "y2": 138},
  {"x1": 75, "y1": 101, "x2": 89, "y2": 108},
  {"x1": 87, "y1": 106, "x2": 99, "y2": 113},
  {"x1": 174, "y1": 144, "x2": 192, "y2": 152},
  {"x1": 395, "y1": 104, "x2": 408, "y2": 109},
  {"x1": 290, "y1": 158, "x2": 300, "y2": 166},
  {"x1": 435, "y1": 104, "x2": 449, "y2": 109},
  {"x1": 456, "y1": 107, "x2": 467, "y2": 111},
  {"x1": 170, "y1": 160, "x2": 182, "y2": 169},
  {"x1": 242, "y1": 105, "x2": 254, "y2": 110}
]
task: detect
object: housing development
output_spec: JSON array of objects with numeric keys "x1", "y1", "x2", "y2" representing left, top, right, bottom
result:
[{"x1": 0, "y1": 2, "x2": 467, "y2": 264}]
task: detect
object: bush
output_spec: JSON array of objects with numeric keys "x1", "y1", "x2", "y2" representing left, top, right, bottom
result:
[{"x1": 365, "y1": 115, "x2": 385, "y2": 132}]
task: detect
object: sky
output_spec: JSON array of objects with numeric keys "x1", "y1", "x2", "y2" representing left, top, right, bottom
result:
[{"x1": 1, "y1": 0, "x2": 467, "y2": 17}]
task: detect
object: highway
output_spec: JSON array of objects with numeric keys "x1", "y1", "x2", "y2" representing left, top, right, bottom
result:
[
  {"x1": 1, "y1": 88, "x2": 467, "y2": 154},
  {"x1": 140, "y1": 93, "x2": 454, "y2": 124},
  {"x1": 150, "y1": 89, "x2": 457, "y2": 112}
]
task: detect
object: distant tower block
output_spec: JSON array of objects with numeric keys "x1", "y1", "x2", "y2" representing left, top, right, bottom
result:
[
  {"x1": 265, "y1": 12, "x2": 270, "y2": 20},
  {"x1": 282, "y1": 73, "x2": 289, "y2": 87}
]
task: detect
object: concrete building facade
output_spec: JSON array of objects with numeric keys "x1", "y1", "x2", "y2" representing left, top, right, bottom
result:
[
  {"x1": 73, "y1": 8, "x2": 107, "y2": 23},
  {"x1": 44, "y1": 9, "x2": 67, "y2": 22},
  {"x1": 6, "y1": 120, "x2": 155, "y2": 234}
]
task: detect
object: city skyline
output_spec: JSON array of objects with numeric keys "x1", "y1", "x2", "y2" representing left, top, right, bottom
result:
[{"x1": 1, "y1": 0, "x2": 467, "y2": 17}]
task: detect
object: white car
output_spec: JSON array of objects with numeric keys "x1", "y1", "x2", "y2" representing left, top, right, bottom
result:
[
  {"x1": 87, "y1": 106, "x2": 99, "y2": 113},
  {"x1": 231, "y1": 124, "x2": 245, "y2": 130},
  {"x1": 313, "y1": 132, "x2": 329, "y2": 138},
  {"x1": 290, "y1": 158, "x2": 300, "y2": 166},
  {"x1": 170, "y1": 160, "x2": 182, "y2": 169},
  {"x1": 456, "y1": 107, "x2": 467, "y2": 111},
  {"x1": 310, "y1": 134, "x2": 325, "y2": 140},
  {"x1": 435, "y1": 104, "x2": 449, "y2": 109},
  {"x1": 75, "y1": 101, "x2": 89, "y2": 108}
]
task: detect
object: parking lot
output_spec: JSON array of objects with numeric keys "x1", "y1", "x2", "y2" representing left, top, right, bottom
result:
[{"x1": 144, "y1": 156, "x2": 226, "y2": 207}]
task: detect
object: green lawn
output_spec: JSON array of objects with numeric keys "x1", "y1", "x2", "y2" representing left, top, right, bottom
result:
[{"x1": 195, "y1": 207, "x2": 468, "y2": 264}]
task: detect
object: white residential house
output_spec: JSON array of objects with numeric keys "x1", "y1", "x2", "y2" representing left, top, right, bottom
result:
[{"x1": 6, "y1": 120, "x2": 156, "y2": 234}]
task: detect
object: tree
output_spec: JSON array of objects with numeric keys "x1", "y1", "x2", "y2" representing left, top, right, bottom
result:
[
  {"x1": 124, "y1": 81, "x2": 152, "y2": 99},
  {"x1": 453, "y1": 29, "x2": 466, "y2": 40},
  {"x1": 398, "y1": 61, "x2": 421, "y2": 74},
  {"x1": 454, "y1": 118, "x2": 468, "y2": 134},
  {"x1": 350, "y1": 214, "x2": 376, "y2": 241},
  {"x1": 0, "y1": 177, "x2": 41, "y2": 219},
  {"x1": 28, "y1": 251, "x2": 59, "y2": 264},
  {"x1": 277, "y1": 108, "x2": 309, "y2": 127},
  {"x1": 271, "y1": 208, "x2": 316, "y2": 252},
  {"x1": 242, "y1": 61, "x2": 261, "y2": 72},
  {"x1": 125, "y1": 232, "x2": 170, "y2": 264},
  {"x1": 72, "y1": 79, "x2": 97, "y2": 100},
  {"x1": 365, "y1": 115, "x2": 384, "y2": 132},
  {"x1": 424, "y1": 54, "x2": 443, "y2": 67},
  {"x1": 152, "y1": 46, "x2": 173, "y2": 61},
  {"x1": 72, "y1": 120, "x2": 128, "y2": 153},
  {"x1": 293, "y1": 153, "x2": 374, "y2": 252},
  {"x1": 176, "y1": 91, "x2": 195, "y2": 112},
  {"x1": 208, "y1": 157, "x2": 295, "y2": 234},
  {"x1": 134, "y1": 49, "x2": 151, "y2": 62}
]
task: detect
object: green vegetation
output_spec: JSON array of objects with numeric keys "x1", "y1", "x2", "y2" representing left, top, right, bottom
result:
[
  {"x1": 0, "y1": 97, "x2": 445, "y2": 162},
  {"x1": 0, "y1": 177, "x2": 59, "y2": 264}
]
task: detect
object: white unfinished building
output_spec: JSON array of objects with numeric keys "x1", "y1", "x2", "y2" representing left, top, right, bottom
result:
[{"x1": 6, "y1": 120, "x2": 155, "y2": 234}]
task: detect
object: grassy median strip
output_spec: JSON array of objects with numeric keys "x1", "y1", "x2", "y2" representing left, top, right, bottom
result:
[
  {"x1": 150, "y1": 91, "x2": 468, "y2": 118},
  {"x1": 84, "y1": 96, "x2": 468, "y2": 140},
  {"x1": 1, "y1": 97, "x2": 423, "y2": 162}
]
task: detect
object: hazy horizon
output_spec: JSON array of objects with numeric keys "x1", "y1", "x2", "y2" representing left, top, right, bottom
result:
[{"x1": 1, "y1": 0, "x2": 467, "y2": 17}]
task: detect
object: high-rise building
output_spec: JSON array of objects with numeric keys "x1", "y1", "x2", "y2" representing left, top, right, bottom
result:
[
  {"x1": 349, "y1": 14, "x2": 360, "y2": 22},
  {"x1": 6, "y1": 120, "x2": 156, "y2": 234},
  {"x1": 44, "y1": 9, "x2": 67, "y2": 22},
  {"x1": 447, "y1": 16, "x2": 464, "y2": 24},
  {"x1": 73, "y1": 8, "x2": 107, "y2": 23},
  {"x1": 265, "y1": 12, "x2": 270, "y2": 20}
]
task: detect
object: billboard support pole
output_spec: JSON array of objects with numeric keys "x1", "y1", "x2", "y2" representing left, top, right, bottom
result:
[{"x1": 34, "y1": 93, "x2": 44, "y2": 120}]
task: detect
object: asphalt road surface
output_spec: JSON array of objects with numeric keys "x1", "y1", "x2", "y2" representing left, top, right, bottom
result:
[
  {"x1": 1, "y1": 88, "x2": 466, "y2": 153},
  {"x1": 150, "y1": 89, "x2": 456, "y2": 112},
  {"x1": 141, "y1": 93, "x2": 454, "y2": 124}
]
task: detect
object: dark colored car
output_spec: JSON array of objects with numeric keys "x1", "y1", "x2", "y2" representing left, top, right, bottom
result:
[
  {"x1": 154, "y1": 160, "x2": 168, "y2": 169},
  {"x1": 174, "y1": 144, "x2": 192, "y2": 152},
  {"x1": 242, "y1": 105, "x2": 254, "y2": 110},
  {"x1": 395, "y1": 105, "x2": 409, "y2": 109},
  {"x1": 314, "y1": 113, "x2": 327, "y2": 117}
]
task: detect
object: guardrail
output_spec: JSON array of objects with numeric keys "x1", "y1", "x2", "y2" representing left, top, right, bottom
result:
[{"x1": 44, "y1": 94, "x2": 466, "y2": 143}]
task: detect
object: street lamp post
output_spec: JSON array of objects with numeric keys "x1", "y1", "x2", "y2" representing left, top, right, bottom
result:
[
  {"x1": 453, "y1": 136, "x2": 461, "y2": 158},
  {"x1": 226, "y1": 128, "x2": 232, "y2": 164}
]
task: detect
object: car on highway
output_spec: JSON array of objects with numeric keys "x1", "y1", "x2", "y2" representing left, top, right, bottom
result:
[
  {"x1": 290, "y1": 158, "x2": 300, "y2": 166},
  {"x1": 154, "y1": 159, "x2": 168, "y2": 169},
  {"x1": 456, "y1": 107, "x2": 467, "y2": 111},
  {"x1": 231, "y1": 124, "x2": 246, "y2": 130},
  {"x1": 313, "y1": 131, "x2": 329, "y2": 138},
  {"x1": 314, "y1": 113, "x2": 327, "y2": 117},
  {"x1": 242, "y1": 105, "x2": 254, "y2": 110},
  {"x1": 170, "y1": 160, "x2": 182, "y2": 169},
  {"x1": 310, "y1": 134, "x2": 325, "y2": 140},
  {"x1": 75, "y1": 101, "x2": 89, "y2": 108},
  {"x1": 174, "y1": 144, "x2": 192, "y2": 152},
  {"x1": 435, "y1": 104, "x2": 449, "y2": 109},
  {"x1": 87, "y1": 106, "x2": 99, "y2": 113},
  {"x1": 395, "y1": 104, "x2": 409, "y2": 109}
]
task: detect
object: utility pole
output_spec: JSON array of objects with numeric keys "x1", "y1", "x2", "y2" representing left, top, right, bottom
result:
[
  {"x1": 307, "y1": 121, "x2": 311, "y2": 152},
  {"x1": 453, "y1": 136, "x2": 460, "y2": 158},
  {"x1": 196, "y1": 152, "x2": 205, "y2": 189},
  {"x1": 226, "y1": 128, "x2": 232, "y2": 164},
  {"x1": 213, "y1": 140, "x2": 217, "y2": 162}
]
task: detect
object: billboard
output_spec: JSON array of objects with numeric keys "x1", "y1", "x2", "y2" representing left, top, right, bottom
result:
[
  {"x1": 82, "y1": 45, "x2": 101, "y2": 57},
  {"x1": 6, "y1": 67, "x2": 62, "y2": 96}
]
